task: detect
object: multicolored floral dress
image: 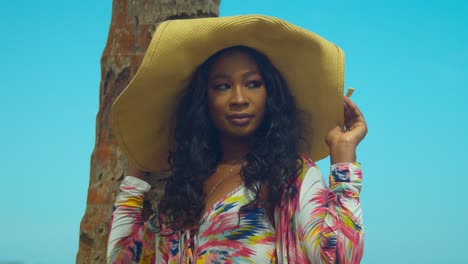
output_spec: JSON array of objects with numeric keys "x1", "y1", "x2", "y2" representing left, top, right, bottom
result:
[{"x1": 107, "y1": 157, "x2": 364, "y2": 263}]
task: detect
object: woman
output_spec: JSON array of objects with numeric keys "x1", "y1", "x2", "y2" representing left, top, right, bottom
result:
[{"x1": 108, "y1": 15, "x2": 367, "y2": 264}]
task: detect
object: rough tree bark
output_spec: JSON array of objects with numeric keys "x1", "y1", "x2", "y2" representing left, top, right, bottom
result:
[{"x1": 77, "y1": 1, "x2": 220, "y2": 263}]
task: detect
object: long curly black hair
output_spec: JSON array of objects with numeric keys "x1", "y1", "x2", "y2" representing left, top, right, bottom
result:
[{"x1": 157, "y1": 46, "x2": 306, "y2": 232}]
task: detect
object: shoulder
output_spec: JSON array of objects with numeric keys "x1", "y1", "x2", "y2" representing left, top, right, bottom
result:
[
  {"x1": 295, "y1": 154, "x2": 318, "y2": 182},
  {"x1": 300, "y1": 154, "x2": 316, "y2": 170},
  {"x1": 277, "y1": 154, "x2": 325, "y2": 216},
  {"x1": 290, "y1": 154, "x2": 327, "y2": 197},
  {"x1": 283, "y1": 154, "x2": 321, "y2": 192}
]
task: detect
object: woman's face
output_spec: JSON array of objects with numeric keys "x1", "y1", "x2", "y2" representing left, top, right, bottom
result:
[{"x1": 207, "y1": 51, "x2": 267, "y2": 140}]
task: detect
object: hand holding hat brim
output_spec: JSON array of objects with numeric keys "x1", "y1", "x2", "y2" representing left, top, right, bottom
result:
[{"x1": 326, "y1": 94, "x2": 368, "y2": 164}]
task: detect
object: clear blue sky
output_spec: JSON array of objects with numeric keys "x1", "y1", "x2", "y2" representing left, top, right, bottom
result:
[{"x1": 1, "y1": 0, "x2": 467, "y2": 263}]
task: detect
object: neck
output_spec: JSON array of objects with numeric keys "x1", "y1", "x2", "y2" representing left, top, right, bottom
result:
[{"x1": 219, "y1": 135, "x2": 251, "y2": 164}]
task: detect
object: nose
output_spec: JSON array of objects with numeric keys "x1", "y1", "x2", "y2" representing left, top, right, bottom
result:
[{"x1": 229, "y1": 85, "x2": 248, "y2": 108}]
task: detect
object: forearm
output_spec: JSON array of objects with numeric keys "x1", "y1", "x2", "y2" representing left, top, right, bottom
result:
[
  {"x1": 300, "y1": 163, "x2": 364, "y2": 263},
  {"x1": 107, "y1": 176, "x2": 156, "y2": 264},
  {"x1": 330, "y1": 140, "x2": 357, "y2": 164},
  {"x1": 327, "y1": 162, "x2": 364, "y2": 263}
]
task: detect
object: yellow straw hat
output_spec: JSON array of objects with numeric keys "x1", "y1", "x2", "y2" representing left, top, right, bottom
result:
[{"x1": 111, "y1": 15, "x2": 344, "y2": 172}]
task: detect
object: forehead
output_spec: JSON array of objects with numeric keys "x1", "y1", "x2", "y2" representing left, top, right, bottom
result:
[{"x1": 209, "y1": 50, "x2": 260, "y2": 77}]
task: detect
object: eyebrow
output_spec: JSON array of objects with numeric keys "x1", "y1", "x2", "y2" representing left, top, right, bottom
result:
[{"x1": 209, "y1": 71, "x2": 261, "y2": 82}]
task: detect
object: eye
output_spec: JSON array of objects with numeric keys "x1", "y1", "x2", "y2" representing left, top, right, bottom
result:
[
  {"x1": 246, "y1": 80, "x2": 263, "y2": 89},
  {"x1": 213, "y1": 83, "x2": 231, "y2": 90}
]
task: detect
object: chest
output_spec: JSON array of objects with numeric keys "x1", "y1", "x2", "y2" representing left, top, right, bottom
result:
[{"x1": 164, "y1": 185, "x2": 276, "y2": 263}]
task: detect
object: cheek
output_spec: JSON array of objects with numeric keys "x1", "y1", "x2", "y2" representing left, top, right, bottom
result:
[
  {"x1": 258, "y1": 90, "x2": 267, "y2": 114},
  {"x1": 207, "y1": 97, "x2": 225, "y2": 124}
]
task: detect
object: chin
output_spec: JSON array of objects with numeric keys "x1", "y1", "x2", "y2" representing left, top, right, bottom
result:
[{"x1": 222, "y1": 127, "x2": 258, "y2": 140}]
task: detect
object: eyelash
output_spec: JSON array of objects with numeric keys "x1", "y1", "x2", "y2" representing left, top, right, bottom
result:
[
  {"x1": 247, "y1": 80, "x2": 263, "y2": 88},
  {"x1": 214, "y1": 80, "x2": 263, "y2": 90}
]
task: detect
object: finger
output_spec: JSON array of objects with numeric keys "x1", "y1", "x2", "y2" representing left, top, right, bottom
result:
[
  {"x1": 343, "y1": 101, "x2": 357, "y2": 123},
  {"x1": 344, "y1": 103, "x2": 354, "y2": 120},
  {"x1": 343, "y1": 96, "x2": 359, "y2": 114},
  {"x1": 343, "y1": 96, "x2": 365, "y2": 122},
  {"x1": 345, "y1": 116, "x2": 366, "y2": 131}
]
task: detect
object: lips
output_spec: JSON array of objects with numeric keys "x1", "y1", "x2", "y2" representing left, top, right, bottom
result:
[{"x1": 227, "y1": 113, "x2": 253, "y2": 126}]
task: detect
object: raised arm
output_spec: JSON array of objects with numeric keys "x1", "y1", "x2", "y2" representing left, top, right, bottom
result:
[
  {"x1": 298, "y1": 162, "x2": 364, "y2": 263},
  {"x1": 300, "y1": 95, "x2": 367, "y2": 263}
]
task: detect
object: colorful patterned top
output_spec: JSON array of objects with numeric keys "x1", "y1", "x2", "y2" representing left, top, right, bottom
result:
[{"x1": 107, "y1": 157, "x2": 364, "y2": 263}]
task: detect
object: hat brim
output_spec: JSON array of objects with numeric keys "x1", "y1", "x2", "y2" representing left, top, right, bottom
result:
[{"x1": 111, "y1": 15, "x2": 344, "y2": 172}]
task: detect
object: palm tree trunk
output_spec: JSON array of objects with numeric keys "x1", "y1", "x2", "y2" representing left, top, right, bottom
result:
[{"x1": 76, "y1": 1, "x2": 220, "y2": 262}]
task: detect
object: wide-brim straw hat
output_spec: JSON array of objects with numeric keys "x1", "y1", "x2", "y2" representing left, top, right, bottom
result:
[{"x1": 111, "y1": 15, "x2": 345, "y2": 172}]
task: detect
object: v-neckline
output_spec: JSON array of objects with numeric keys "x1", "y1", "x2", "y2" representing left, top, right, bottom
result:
[{"x1": 200, "y1": 183, "x2": 245, "y2": 223}]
